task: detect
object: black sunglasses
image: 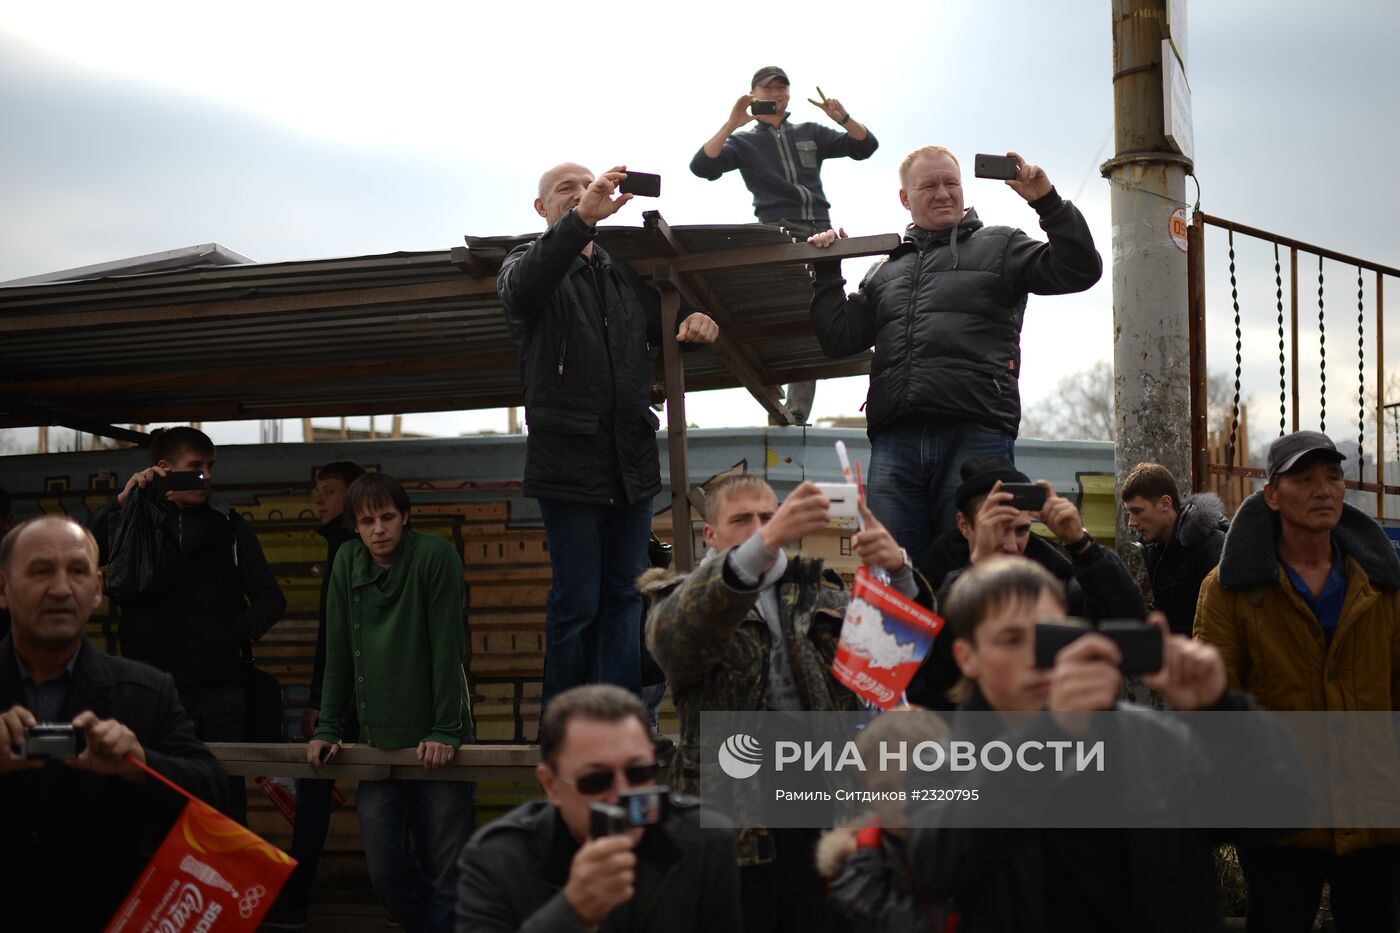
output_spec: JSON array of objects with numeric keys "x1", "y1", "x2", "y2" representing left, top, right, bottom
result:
[{"x1": 563, "y1": 762, "x2": 661, "y2": 796}]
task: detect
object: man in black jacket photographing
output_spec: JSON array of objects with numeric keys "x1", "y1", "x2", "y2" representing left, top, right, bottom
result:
[
  {"x1": 807, "y1": 146, "x2": 1102, "y2": 564},
  {"x1": 500, "y1": 163, "x2": 718, "y2": 709}
]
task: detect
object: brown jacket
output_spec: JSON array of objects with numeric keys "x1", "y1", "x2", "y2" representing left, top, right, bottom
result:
[{"x1": 1194, "y1": 491, "x2": 1400, "y2": 853}]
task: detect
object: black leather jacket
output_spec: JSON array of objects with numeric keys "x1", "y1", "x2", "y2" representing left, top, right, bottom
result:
[
  {"x1": 810, "y1": 190, "x2": 1102, "y2": 438},
  {"x1": 456, "y1": 797, "x2": 740, "y2": 932},
  {"x1": 499, "y1": 208, "x2": 679, "y2": 506}
]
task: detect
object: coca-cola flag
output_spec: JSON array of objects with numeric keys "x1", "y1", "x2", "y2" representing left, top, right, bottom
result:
[
  {"x1": 832, "y1": 567, "x2": 944, "y2": 709},
  {"x1": 106, "y1": 762, "x2": 295, "y2": 932}
]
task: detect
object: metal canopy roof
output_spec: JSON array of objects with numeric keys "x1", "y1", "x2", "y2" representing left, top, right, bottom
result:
[{"x1": 0, "y1": 214, "x2": 897, "y2": 436}]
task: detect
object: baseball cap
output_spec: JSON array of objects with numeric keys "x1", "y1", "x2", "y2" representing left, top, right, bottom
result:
[
  {"x1": 751, "y1": 66, "x2": 789, "y2": 88},
  {"x1": 1266, "y1": 430, "x2": 1346, "y2": 483}
]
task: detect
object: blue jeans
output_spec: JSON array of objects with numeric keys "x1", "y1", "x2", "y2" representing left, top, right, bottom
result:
[
  {"x1": 356, "y1": 778, "x2": 474, "y2": 933},
  {"x1": 865, "y1": 424, "x2": 1016, "y2": 567},
  {"x1": 279, "y1": 777, "x2": 337, "y2": 911},
  {"x1": 537, "y1": 497, "x2": 652, "y2": 707}
]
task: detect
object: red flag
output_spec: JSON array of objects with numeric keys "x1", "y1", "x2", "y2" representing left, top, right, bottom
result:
[
  {"x1": 833, "y1": 567, "x2": 945, "y2": 709},
  {"x1": 105, "y1": 759, "x2": 296, "y2": 932}
]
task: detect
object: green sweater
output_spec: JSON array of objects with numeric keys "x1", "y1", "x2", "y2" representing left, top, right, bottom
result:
[{"x1": 314, "y1": 529, "x2": 472, "y2": 748}]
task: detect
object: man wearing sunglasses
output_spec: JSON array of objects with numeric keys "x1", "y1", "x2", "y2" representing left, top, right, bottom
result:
[{"x1": 456, "y1": 685, "x2": 740, "y2": 931}]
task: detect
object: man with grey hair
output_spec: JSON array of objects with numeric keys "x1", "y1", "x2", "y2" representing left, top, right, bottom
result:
[
  {"x1": 0, "y1": 516, "x2": 225, "y2": 930},
  {"x1": 807, "y1": 145, "x2": 1102, "y2": 563},
  {"x1": 500, "y1": 162, "x2": 718, "y2": 710}
]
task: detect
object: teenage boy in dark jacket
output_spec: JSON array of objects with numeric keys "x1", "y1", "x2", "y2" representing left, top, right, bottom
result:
[
  {"x1": 1120, "y1": 461, "x2": 1228, "y2": 636},
  {"x1": 266, "y1": 460, "x2": 367, "y2": 928},
  {"x1": 308, "y1": 472, "x2": 473, "y2": 933},
  {"x1": 500, "y1": 162, "x2": 718, "y2": 709},
  {"x1": 906, "y1": 557, "x2": 1298, "y2": 933},
  {"x1": 90, "y1": 426, "x2": 285, "y2": 822},
  {"x1": 807, "y1": 146, "x2": 1102, "y2": 562}
]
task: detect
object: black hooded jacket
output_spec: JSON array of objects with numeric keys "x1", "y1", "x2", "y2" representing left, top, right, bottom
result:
[
  {"x1": 1139, "y1": 493, "x2": 1229, "y2": 636},
  {"x1": 809, "y1": 190, "x2": 1101, "y2": 439}
]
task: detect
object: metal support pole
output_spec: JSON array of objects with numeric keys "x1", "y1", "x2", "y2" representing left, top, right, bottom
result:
[
  {"x1": 1378, "y1": 273, "x2": 1387, "y2": 519},
  {"x1": 1104, "y1": 0, "x2": 1191, "y2": 555},
  {"x1": 658, "y1": 285, "x2": 694, "y2": 570},
  {"x1": 1291, "y1": 248, "x2": 1300, "y2": 431},
  {"x1": 1188, "y1": 213, "x2": 1208, "y2": 492}
]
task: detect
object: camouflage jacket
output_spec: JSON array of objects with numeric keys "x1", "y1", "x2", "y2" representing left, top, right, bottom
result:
[{"x1": 642, "y1": 550, "x2": 931, "y2": 866}]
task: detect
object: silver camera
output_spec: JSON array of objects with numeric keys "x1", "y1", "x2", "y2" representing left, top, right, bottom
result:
[{"x1": 23, "y1": 723, "x2": 83, "y2": 760}]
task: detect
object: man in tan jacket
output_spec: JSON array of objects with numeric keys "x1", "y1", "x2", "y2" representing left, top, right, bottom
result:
[{"x1": 1195, "y1": 430, "x2": 1400, "y2": 932}]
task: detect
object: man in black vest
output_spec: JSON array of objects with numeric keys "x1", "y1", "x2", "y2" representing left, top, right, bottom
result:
[
  {"x1": 807, "y1": 146, "x2": 1102, "y2": 565},
  {"x1": 90, "y1": 426, "x2": 285, "y2": 822}
]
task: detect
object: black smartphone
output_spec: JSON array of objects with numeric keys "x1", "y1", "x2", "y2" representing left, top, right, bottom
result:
[
  {"x1": 590, "y1": 802, "x2": 629, "y2": 838},
  {"x1": 318, "y1": 745, "x2": 336, "y2": 765},
  {"x1": 999, "y1": 482, "x2": 1047, "y2": 512},
  {"x1": 1034, "y1": 621, "x2": 1163, "y2": 675},
  {"x1": 618, "y1": 786, "x2": 670, "y2": 827},
  {"x1": 750, "y1": 99, "x2": 778, "y2": 115},
  {"x1": 160, "y1": 470, "x2": 207, "y2": 492},
  {"x1": 974, "y1": 153, "x2": 1020, "y2": 180},
  {"x1": 619, "y1": 171, "x2": 661, "y2": 198}
]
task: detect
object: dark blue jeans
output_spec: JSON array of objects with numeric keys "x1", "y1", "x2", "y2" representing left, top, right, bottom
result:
[
  {"x1": 356, "y1": 778, "x2": 475, "y2": 933},
  {"x1": 537, "y1": 497, "x2": 652, "y2": 708},
  {"x1": 865, "y1": 424, "x2": 1016, "y2": 567}
]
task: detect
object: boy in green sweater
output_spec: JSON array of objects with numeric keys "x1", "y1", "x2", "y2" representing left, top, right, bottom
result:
[{"x1": 307, "y1": 472, "x2": 473, "y2": 933}]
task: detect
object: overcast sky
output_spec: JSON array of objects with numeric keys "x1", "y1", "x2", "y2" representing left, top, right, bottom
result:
[{"x1": 2, "y1": 0, "x2": 1396, "y2": 450}]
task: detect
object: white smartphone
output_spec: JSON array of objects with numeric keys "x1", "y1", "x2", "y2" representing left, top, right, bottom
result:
[{"x1": 814, "y1": 482, "x2": 860, "y2": 518}]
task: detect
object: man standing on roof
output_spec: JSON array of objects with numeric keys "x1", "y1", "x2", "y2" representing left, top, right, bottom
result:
[
  {"x1": 807, "y1": 146, "x2": 1102, "y2": 563},
  {"x1": 500, "y1": 162, "x2": 719, "y2": 712},
  {"x1": 691, "y1": 65, "x2": 878, "y2": 424}
]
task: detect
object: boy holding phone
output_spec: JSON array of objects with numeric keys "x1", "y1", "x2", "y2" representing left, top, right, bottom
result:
[
  {"x1": 88, "y1": 426, "x2": 286, "y2": 823},
  {"x1": 906, "y1": 557, "x2": 1292, "y2": 932},
  {"x1": 691, "y1": 65, "x2": 879, "y2": 425}
]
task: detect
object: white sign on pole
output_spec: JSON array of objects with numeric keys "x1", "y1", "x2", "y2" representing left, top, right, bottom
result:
[
  {"x1": 1166, "y1": 0, "x2": 1188, "y2": 71},
  {"x1": 1162, "y1": 39, "x2": 1193, "y2": 163}
]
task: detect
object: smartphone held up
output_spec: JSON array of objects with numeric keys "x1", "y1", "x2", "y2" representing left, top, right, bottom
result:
[
  {"x1": 618, "y1": 171, "x2": 661, "y2": 198},
  {"x1": 973, "y1": 153, "x2": 1020, "y2": 181}
]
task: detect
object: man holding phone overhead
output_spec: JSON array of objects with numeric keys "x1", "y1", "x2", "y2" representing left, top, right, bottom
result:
[
  {"x1": 500, "y1": 162, "x2": 718, "y2": 713},
  {"x1": 807, "y1": 146, "x2": 1102, "y2": 556},
  {"x1": 691, "y1": 65, "x2": 878, "y2": 424}
]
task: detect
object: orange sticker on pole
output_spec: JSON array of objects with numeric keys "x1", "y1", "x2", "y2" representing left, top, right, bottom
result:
[{"x1": 105, "y1": 760, "x2": 295, "y2": 932}]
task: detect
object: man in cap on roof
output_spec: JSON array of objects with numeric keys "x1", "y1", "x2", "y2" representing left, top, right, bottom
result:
[
  {"x1": 690, "y1": 65, "x2": 879, "y2": 424},
  {"x1": 1195, "y1": 429, "x2": 1400, "y2": 931}
]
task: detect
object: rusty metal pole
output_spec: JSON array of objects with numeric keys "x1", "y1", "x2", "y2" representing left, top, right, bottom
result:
[{"x1": 1102, "y1": 0, "x2": 1192, "y2": 561}]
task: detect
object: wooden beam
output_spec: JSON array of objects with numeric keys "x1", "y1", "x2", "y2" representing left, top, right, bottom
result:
[
  {"x1": 0, "y1": 278, "x2": 498, "y2": 336},
  {"x1": 0, "y1": 350, "x2": 518, "y2": 398},
  {"x1": 450, "y1": 245, "x2": 494, "y2": 278},
  {"x1": 659, "y1": 288, "x2": 694, "y2": 571},
  {"x1": 643, "y1": 213, "x2": 794, "y2": 425},
  {"x1": 209, "y1": 742, "x2": 538, "y2": 782},
  {"x1": 631, "y1": 233, "x2": 901, "y2": 279},
  {"x1": 1, "y1": 402, "x2": 151, "y2": 445}
]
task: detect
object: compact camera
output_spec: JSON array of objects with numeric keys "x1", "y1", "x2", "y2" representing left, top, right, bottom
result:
[
  {"x1": 23, "y1": 723, "x2": 84, "y2": 760},
  {"x1": 589, "y1": 786, "x2": 671, "y2": 837}
]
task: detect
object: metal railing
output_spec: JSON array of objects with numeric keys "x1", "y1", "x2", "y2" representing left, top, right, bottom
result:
[{"x1": 1188, "y1": 212, "x2": 1400, "y2": 517}]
